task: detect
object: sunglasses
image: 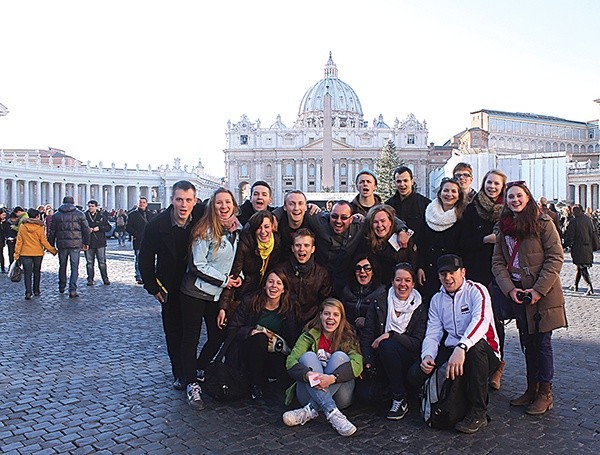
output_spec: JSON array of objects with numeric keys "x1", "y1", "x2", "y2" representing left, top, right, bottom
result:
[
  {"x1": 453, "y1": 172, "x2": 472, "y2": 179},
  {"x1": 506, "y1": 180, "x2": 526, "y2": 188},
  {"x1": 331, "y1": 214, "x2": 352, "y2": 221},
  {"x1": 355, "y1": 264, "x2": 373, "y2": 272},
  {"x1": 441, "y1": 177, "x2": 460, "y2": 185}
]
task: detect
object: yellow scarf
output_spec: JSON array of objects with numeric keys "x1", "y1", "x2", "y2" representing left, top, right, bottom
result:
[{"x1": 256, "y1": 234, "x2": 275, "y2": 277}]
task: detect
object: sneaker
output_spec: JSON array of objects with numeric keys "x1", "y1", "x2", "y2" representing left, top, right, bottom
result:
[
  {"x1": 196, "y1": 369, "x2": 206, "y2": 383},
  {"x1": 251, "y1": 385, "x2": 264, "y2": 401},
  {"x1": 186, "y1": 382, "x2": 205, "y2": 410},
  {"x1": 283, "y1": 403, "x2": 318, "y2": 427},
  {"x1": 387, "y1": 398, "x2": 408, "y2": 420},
  {"x1": 327, "y1": 408, "x2": 357, "y2": 437},
  {"x1": 455, "y1": 412, "x2": 489, "y2": 434},
  {"x1": 172, "y1": 378, "x2": 185, "y2": 391},
  {"x1": 136, "y1": 279, "x2": 144, "y2": 285}
]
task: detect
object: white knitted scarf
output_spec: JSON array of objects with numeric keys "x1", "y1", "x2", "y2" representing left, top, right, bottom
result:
[
  {"x1": 425, "y1": 198, "x2": 457, "y2": 232},
  {"x1": 384, "y1": 287, "x2": 422, "y2": 334}
]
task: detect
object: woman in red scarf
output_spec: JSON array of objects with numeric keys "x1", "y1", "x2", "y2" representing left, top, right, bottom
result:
[{"x1": 492, "y1": 181, "x2": 567, "y2": 416}]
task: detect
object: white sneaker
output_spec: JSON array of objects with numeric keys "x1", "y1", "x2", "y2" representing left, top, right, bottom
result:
[
  {"x1": 327, "y1": 408, "x2": 357, "y2": 437},
  {"x1": 282, "y1": 403, "x2": 318, "y2": 427},
  {"x1": 186, "y1": 382, "x2": 205, "y2": 410}
]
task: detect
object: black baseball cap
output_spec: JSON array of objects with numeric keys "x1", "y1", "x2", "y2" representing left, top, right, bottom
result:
[{"x1": 437, "y1": 254, "x2": 464, "y2": 273}]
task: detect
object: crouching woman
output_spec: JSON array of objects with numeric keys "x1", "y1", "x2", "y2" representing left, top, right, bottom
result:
[{"x1": 283, "y1": 298, "x2": 363, "y2": 437}]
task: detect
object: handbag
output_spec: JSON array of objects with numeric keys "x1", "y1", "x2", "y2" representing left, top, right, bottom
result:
[
  {"x1": 204, "y1": 330, "x2": 249, "y2": 402},
  {"x1": 255, "y1": 325, "x2": 291, "y2": 355},
  {"x1": 9, "y1": 260, "x2": 23, "y2": 283}
]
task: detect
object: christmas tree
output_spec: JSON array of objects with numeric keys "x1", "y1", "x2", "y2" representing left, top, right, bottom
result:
[{"x1": 376, "y1": 139, "x2": 403, "y2": 200}]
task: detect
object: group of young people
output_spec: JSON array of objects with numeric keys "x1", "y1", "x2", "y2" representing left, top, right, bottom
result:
[{"x1": 139, "y1": 161, "x2": 568, "y2": 437}]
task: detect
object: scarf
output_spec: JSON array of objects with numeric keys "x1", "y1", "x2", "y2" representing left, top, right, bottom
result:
[
  {"x1": 256, "y1": 234, "x2": 275, "y2": 278},
  {"x1": 499, "y1": 215, "x2": 519, "y2": 238},
  {"x1": 384, "y1": 287, "x2": 422, "y2": 334},
  {"x1": 291, "y1": 255, "x2": 314, "y2": 277},
  {"x1": 473, "y1": 191, "x2": 503, "y2": 223},
  {"x1": 425, "y1": 198, "x2": 457, "y2": 232}
]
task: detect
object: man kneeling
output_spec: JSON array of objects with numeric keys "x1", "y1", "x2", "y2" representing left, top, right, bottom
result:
[{"x1": 411, "y1": 254, "x2": 500, "y2": 434}]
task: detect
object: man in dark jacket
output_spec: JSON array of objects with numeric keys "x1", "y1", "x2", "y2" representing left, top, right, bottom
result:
[
  {"x1": 127, "y1": 196, "x2": 156, "y2": 284},
  {"x1": 84, "y1": 200, "x2": 112, "y2": 286},
  {"x1": 237, "y1": 180, "x2": 274, "y2": 226},
  {"x1": 350, "y1": 169, "x2": 381, "y2": 216},
  {"x1": 47, "y1": 196, "x2": 91, "y2": 298},
  {"x1": 385, "y1": 166, "x2": 430, "y2": 241},
  {"x1": 138, "y1": 181, "x2": 205, "y2": 391},
  {"x1": 274, "y1": 228, "x2": 332, "y2": 325}
]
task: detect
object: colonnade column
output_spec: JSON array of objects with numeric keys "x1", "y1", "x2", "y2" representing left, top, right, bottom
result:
[
  {"x1": 48, "y1": 183, "x2": 54, "y2": 208},
  {"x1": 276, "y1": 160, "x2": 282, "y2": 205},
  {"x1": 60, "y1": 182, "x2": 66, "y2": 202},
  {"x1": 587, "y1": 184, "x2": 592, "y2": 209},
  {"x1": 302, "y1": 160, "x2": 308, "y2": 193},
  {"x1": 23, "y1": 181, "x2": 30, "y2": 209},
  {"x1": 109, "y1": 185, "x2": 115, "y2": 210},
  {"x1": 316, "y1": 161, "x2": 322, "y2": 192},
  {"x1": 11, "y1": 180, "x2": 17, "y2": 208}
]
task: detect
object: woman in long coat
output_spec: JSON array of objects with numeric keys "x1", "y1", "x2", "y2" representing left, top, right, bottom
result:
[{"x1": 563, "y1": 204, "x2": 596, "y2": 295}]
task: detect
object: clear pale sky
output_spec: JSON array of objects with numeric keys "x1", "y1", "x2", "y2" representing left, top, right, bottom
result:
[{"x1": 1, "y1": 0, "x2": 598, "y2": 178}]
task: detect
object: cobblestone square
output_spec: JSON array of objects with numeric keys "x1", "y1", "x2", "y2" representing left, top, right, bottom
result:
[{"x1": 1, "y1": 241, "x2": 599, "y2": 454}]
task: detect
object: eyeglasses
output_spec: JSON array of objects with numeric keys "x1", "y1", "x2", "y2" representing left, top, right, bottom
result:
[
  {"x1": 454, "y1": 173, "x2": 472, "y2": 179},
  {"x1": 506, "y1": 180, "x2": 526, "y2": 189},
  {"x1": 354, "y1": 264, "x2": 373, "y2": 272},
  {"x1": 331, "y1": 214, "x2": 352, "y2": 221}
]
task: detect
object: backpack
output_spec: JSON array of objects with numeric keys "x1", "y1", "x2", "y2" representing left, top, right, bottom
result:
[
  {"x1": 420, "y1": 361, "x2": 468, "y2": 429},
  {"x1": 203, "y1": 331, "x2": 249, "y2": 402}
]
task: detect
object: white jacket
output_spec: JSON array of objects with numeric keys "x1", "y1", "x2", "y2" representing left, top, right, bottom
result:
[{"x1": 421, "y1": 279, "x2": 500, "y2": 360}]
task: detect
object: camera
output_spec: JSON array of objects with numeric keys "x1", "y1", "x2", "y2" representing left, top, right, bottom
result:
[
  {"x1": 516, "y1": 291, "x2": 532, "y2": 304},
  {"x1": 273, "y1": 338, "x2": 284, "y2": 353}
]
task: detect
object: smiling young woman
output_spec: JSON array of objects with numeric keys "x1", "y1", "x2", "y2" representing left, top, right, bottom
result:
[
  {"x1": 492, "y1": 181, "x2": 567, "y2": 416},
  {"x1": 283, "y1": 298, "x2": 363, "y2": 437}
]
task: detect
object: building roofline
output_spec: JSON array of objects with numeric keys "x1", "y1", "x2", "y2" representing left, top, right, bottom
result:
[{"x1": 470, "y1": 108, "x2": 590, "y2": 126}]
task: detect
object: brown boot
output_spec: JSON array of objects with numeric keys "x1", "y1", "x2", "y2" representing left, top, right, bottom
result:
[
  {"x1": 489, "y1": 360, "x2": 506, "y2": 390},
  {"x1": 526, "y1": 382, "x2": 553, "y2": 415},
  {"x1": 510, "y1": 381, "x2": 539, "y2": 406}
]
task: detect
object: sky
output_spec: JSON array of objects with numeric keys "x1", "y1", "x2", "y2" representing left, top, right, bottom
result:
[{"x1": 1, "y1": 0, "x2": 599, "y2": 178}]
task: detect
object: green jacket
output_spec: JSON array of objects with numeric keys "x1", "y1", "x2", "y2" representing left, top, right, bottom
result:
[{"x1": 284, "y1": 327, "x2": 363, "y2": 405}]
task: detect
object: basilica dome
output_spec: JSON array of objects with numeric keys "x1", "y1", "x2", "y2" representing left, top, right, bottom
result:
[{"x1": 296, "y1": 53, "x2": 367, "y2": 128}]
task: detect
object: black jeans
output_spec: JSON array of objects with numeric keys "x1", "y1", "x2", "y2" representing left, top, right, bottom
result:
[
  {"x1": 21, "y1": 256, "x2": 43, "y2": 295},
  {"x1": 377, "y1": 337, "x2": 418, "y2": 400},
  {"x1": 409, "y1": 339, "x2": 500, "y2": 416},
  {"x1": 180, "y1": 293, "x2": 225, "y2": 385},
  {"x1": 161, "y1": 291, "x2": 184, "y2": 381},
  {"x1": 240, "y1": 333, "x2": 289, "y2": 388}
]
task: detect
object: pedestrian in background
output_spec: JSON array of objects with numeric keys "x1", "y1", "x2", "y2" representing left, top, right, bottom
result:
[
  {"x1": 84, "y1": 200, "x2": 112, "y2": 286},
  {"x1": 564, "y1": 204, "x2": 596, "y2": 295},
  {"x1": 47, "y1": 196, "x2": 91, "y2": 298},
  {"x1": 127, "y1": 196, "x2": 155, "y2": 284},
  {"x1": 115, "y1": 209, "x2": 128, "y2": 247},
  {"x1": 14, "y1": 208, "x2": 57, "y2": 299}
]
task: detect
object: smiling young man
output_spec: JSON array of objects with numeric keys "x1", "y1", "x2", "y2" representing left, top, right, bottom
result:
[
  {"x1": 351, "y1": 170, "x2": 381, "y2": 216},
  {"x1": 138, "y1": 180, "x2": 205, "y2": 391},
  {"x1": 453, "y1": 163, "x2": 476, "y2": 203},
  {"x1": 238, "y1": 181, "x2": 274, "y2": 226},
  {"x1": 274, "y1": 228, "x2": 332, "y2": 325},
  {"x1": 411, "y1": 254, "x2": 500, "y2": 434},
  {"x1": 385, "y1": 166, "x2": 430, "y2": 237}
]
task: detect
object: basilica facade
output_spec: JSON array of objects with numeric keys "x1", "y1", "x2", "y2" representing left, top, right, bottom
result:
[{"x1": 223, "y1": 54, "x2": 450, "y2": 205}]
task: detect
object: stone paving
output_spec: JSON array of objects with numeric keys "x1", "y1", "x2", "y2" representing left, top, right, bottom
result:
[{"x1": 1, "y1": 240, "x2": 599, "y2": 454}]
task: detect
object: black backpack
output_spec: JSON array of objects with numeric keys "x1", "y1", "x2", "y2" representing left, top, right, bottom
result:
[
  {"x1": 203, "y1": 331, "x2": 249, "y2": 402},
  {"x1": 420, "y1": 361, "x2": 468, "y2": 429}
]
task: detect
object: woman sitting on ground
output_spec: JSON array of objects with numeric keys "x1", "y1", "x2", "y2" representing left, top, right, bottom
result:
[
  {"x1": 228, "y1": 270, "x2": 300, "y2": 401},
  {"x1": 359, "y1": 263, "x2": 427, "y2": 420},
  {"x1": 283, "y1": 298, "x2": 363, "y2": 437}
]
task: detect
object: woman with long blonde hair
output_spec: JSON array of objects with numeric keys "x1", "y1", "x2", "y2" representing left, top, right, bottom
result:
[
  {"x1": 179, "y1": 187, "x2": 242, "y2": 410},
  {"x1": 283, "y1": 298, "x2": 363, "y2": 437}
]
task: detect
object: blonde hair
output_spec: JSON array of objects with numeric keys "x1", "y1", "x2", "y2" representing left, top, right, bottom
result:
[
  {"x1": 190, "y1": 187, "x2": 239, "y2": 252},
  {"x1": 305, "y1": 298, "x2": 360, "y2": 353}
]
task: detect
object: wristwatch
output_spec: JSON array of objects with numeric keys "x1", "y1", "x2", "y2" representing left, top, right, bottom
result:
[{"x1": 457, "y1": 342, "x2": 468, "y2": 352}]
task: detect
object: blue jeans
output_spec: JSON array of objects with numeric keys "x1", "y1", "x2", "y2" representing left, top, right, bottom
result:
[
  {"x1": 58, "y1": 248, "x2": 81, "y2": 292},
  {"x1": 295, "y1": 351, "x2": 355, "y2": 415},
  {"x1": 21, "y1": 256, "x2": 43, "y2": 295},
  {"x1": 134, "y1": 249, "x2": 141, "y2": 281},
  {"x1": 85, "y1": 247, "x2": 108, "y2": 282}
]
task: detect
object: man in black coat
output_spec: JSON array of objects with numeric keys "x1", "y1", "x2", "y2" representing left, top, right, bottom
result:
[
  {"x1": 138, "y1": 181, "x2": 205, "y2": 391},
  {"x1": 84, "y1": 200, "x2": 112, "y2": 286},
  {"x1": 47, "y1": 196, "x2": 91, "y2": 298},
  {"x1": 385, "y1": 166, "x2": 430, "y2": 241},
  {"x1": 126, "y1": 196, "x2": 156, "y2": 284},
  {"x1": 237, "y1": 180, "x2": 274, "y2": 226}
]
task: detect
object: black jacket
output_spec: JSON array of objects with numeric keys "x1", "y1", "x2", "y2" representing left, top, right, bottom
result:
[
  {"x1": 385, "y1": 190, "x2": 430, "y2": 240},
  {"x1": 459, "y1": 202, "x2": 496, "y2": 286},
  {"x1": 126, "y1": 208, "x2": 156, "y2": 249},
  {"x1": 359, "y1": 294, "x2": 428, "y2": 366},
  {"x1": 564, "y1": 214, "x2": 596, "y2": 265},
  {"x1": 237, "y1": 199, "x2": 275, "y2": 226},
  {"x1": 85, "y1": 209, "x2": 111, "y2": 249},
  {"x1": 138, "y1": 203, "x2": 205, "y2": 298},
  {"x1": 47, "y1": 203, "x2": 91, "y2": 249},
  {"x1": 340, "y1": 281, "x2": 386, "y2": 327}
]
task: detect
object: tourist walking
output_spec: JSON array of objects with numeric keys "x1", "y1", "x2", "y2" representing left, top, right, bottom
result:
[{"x1": 564, "y1": 204, "x2": 596, "y2": 295}]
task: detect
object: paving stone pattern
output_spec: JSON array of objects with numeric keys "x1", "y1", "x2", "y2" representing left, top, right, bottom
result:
[{"x1": 1, "y1": 241, "x2": 599, "y2": 454}]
